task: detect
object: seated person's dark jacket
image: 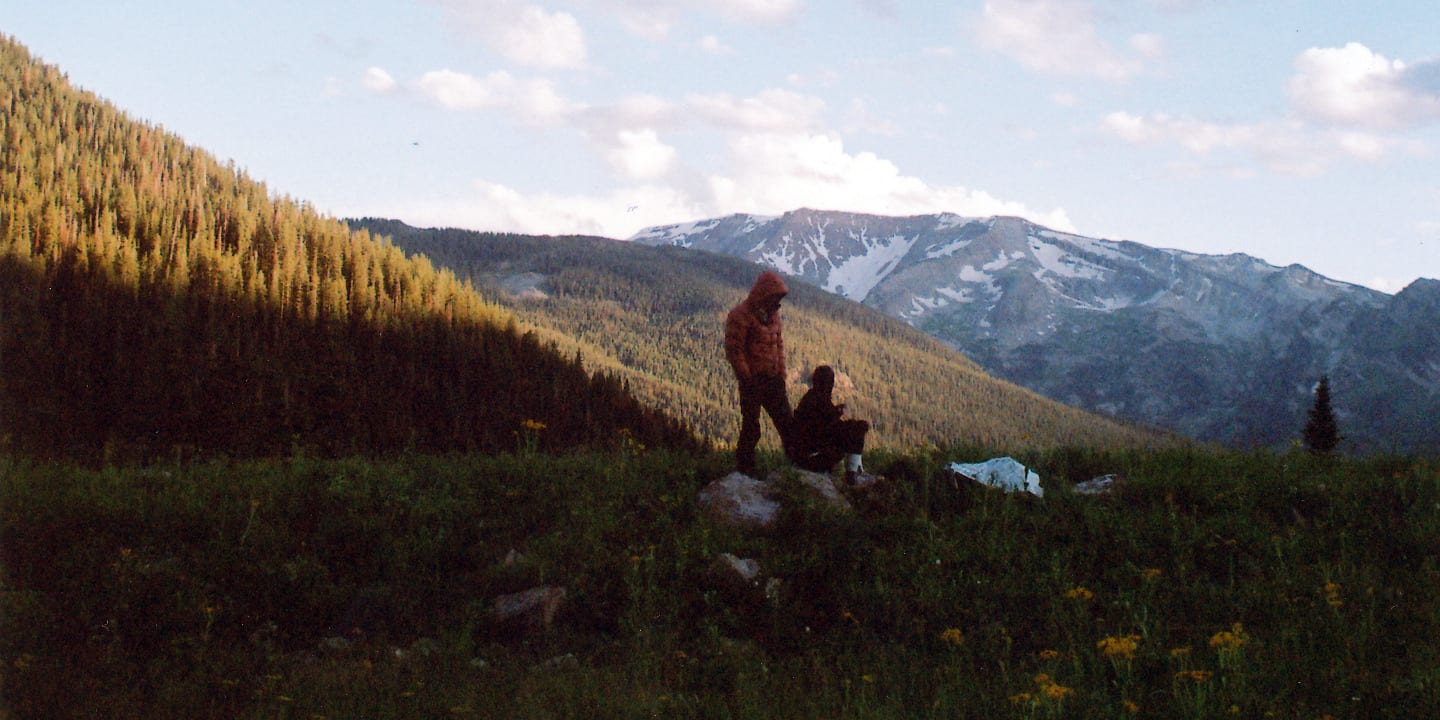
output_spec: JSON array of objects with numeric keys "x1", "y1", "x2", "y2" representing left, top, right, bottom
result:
[{"x1": 788, "y1": 366, "x2": 869, "y2": 473}]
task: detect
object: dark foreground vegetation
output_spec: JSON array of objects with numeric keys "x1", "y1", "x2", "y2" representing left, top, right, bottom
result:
[{"x1": 4, "y1": 446, "x2": 1437, "y2": 718}]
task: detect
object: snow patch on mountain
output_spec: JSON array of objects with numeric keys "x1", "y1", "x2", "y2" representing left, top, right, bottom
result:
[
  {"x1": 982, "y1": 253, "x2": 1017, "y2": 273},
  {"x1": 824, "y1": 232, "x2": 918, "y2": 301},
  {"x1": 1029, "y1": 238, "x2": 1108, "y2": 280},
  {"x1": 1043, "y1": 231, "x2": 1132, "y2": 264},
  {"x1": 740, "y1": 215, "x2": 778, "y2": 234},
  {"x1": 629, "y1": 218, "x2": 718, "y2": 246},
  {"x1": 925, "y1": 238, "x2": 973, "y2": 259}
]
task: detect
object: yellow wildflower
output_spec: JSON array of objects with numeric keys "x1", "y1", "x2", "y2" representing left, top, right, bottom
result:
[
  {"x1": 1033, "y1": 673, "x2": 1075, "y2": 702},
  {"x1": 1141, "y1": 567, "x2": 1162, "y2": 582},
  {"x1": 939, "y1": 628, "x2": 965, "y2": 646},
  {"x1": 1175, "y1": 669, "x2": 1214, "y2": 683},
  {"x1": 1038, "y1": 649, "x2": 1062, "y2": 661},
  {"x1": 1064, "y1": 586, "x2": 1094, "y2": 602},
  {"x1": 1009, "y1": 692, "x2": 1035, "y2": 706},
  {"x1": 1209, "y1": 623, "x2": 1249, "y2": 652},
  {"x1": 1123, "y1": 700, "x2": 1141, "y2": 713},
  {"x1": 1098, "y1": 634, "x2": 1142, "y2": 660},
  {"x1": 1043, "y1": 682, "x2": 1075, "y2": 700}
]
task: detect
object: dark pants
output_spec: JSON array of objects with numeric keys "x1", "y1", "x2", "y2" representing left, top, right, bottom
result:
[
  {"x1": 790, "y1": 419, "x2": 870, "y2": 473},
  {"x1": 736, "y1": 375, "x2": 792, "y2": 475}
]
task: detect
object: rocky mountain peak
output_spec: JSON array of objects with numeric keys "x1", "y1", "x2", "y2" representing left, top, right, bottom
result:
[{"x1": 632, "y1": 209, "x2": 1437, "y2": 453}]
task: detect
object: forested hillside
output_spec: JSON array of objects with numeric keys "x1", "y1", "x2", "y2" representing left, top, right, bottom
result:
[
  {"x1": 353, "y1": 219, "x2": 1171, "y2": 451},
  {"x1": 0, "y1": 36, "x2": 696, "y2": 463}
]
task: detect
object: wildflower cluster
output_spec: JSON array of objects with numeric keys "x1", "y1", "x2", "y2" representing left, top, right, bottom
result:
[
  {"x1": 1097, "y1": 634, "x2": 1142, "y2": 660},
  {"x1": 1064, "y1": 586, "x2": 1094, "y2": 602},
  {"x1": 1208, "y1": 622, "x2": 1249, "y2": 653},
  {"x1": 1010, "y1": 672, "x2": 1077, "y2": 716},
  {"x1": 1034, "y1": 673, "x2": 1075, "y2": 701},
  {"x1": 938, "y1": 628, "x2": 964, "y2": 647}
]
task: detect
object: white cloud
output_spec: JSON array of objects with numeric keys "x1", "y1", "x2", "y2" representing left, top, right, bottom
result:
[
  {"x1": 376, "y1": 71, "x2": 1069, "y2": 237},
  {"x1": 684, "y1": 88, "x2": 826, "y2": 132},
  {"x1": 362, "y1": 67, "x2": 397, "y2": 93},
  {"x1": 381, "y1": 130, "x2": 1074, "y2": 239},
  {"x1": 414, "y1": 68, "x2": 574, "y2": 123},
  {"x1": 698, "y1": 34, "x2": 734, "y2": 54},
  {"x1": 1288, "y1": 43, "x2": 1440, "y2": 130},
  {"x1": 602, "y1": 128, "x2": 678, "y2": 179},
  {"x1": 390, "y1": 179, "x2": 701, "y2": 238},
  {"x1": 1101, "y1": 110, "x2": 1408, "y2": 177},
  {"x1": 705, "y1": 0, "x2": 802, "y2": 24},
  {"x1": 710, "y1": 132, "x2": 1076, "y2": 229},
  {"x1": 1129, "y1": 33, "x2": 1164, "y2": 61},
  {"x1": 977, "y1": 0, "x2": 1153, "y2": 81},
  {"x1": 434, "y1": 0, "x2": 587, "y2": 69},
  {"x1": 598, "y1": 0, "x2": 802, "y2": 39}
]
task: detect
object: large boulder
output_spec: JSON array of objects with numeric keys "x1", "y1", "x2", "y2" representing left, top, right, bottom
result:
[
  {"x1": 781, "y1": 469, "x2": 853, "y2": 513},
  {"x1": 948, "y1": 457, "x2": 1044, "y2": 497},
  {"x1": 697, "y1": 472, "x2": 783, "y2": 529}
]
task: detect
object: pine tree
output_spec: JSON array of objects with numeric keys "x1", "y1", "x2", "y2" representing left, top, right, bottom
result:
[{"x1": 1303, "y1": 374, "x2": 1341, "y2": 455}]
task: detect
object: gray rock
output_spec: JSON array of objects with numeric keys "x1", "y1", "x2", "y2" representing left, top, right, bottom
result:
[
  {"x1": 493, "y1": 586, "x2": 566, "y2": 631},
  {"x1": 697, "y1": 472, "x2": 782, "y2": 529},
  {"x1": 1074, "y1": 473, "x2": 1125, "y2": 495},
  {"x1": 779, "y1": 469, "x2": 854, "y2": 513}
]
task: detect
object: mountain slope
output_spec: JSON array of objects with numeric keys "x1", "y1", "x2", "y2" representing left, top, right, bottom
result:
[
  {"x1": 0, "y1": 35, "x2": 696, "y2": 462},
  {"x1": 351, "y1": 218, "x2": 1172, "y2": 452},
  {"x1": 633, "y1": 208, "x2": 1439, "y2": 453}
]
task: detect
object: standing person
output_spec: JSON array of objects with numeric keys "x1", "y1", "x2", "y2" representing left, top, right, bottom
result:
[
  {"x1": 724, "y1": 270, "x2": 792, "y2": 477},
  {"x1": 788, "y1": 365, "x2": 878, "y2": 486}
]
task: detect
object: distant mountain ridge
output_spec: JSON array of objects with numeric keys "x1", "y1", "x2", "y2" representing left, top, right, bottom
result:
[
  {"x1": 352, "y1": 218, "x2": 1171, "y2": 452},
  {"x1": 633, "y1": 208, "x2": 1440, "y2": 453}
]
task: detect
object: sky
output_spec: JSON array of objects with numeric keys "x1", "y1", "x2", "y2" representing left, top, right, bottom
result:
[{"x1": 7, "y1": 1, "x2": 1440, "y2": 292}]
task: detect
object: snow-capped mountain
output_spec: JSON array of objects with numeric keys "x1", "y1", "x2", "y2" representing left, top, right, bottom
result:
[{"x1": 633, "y1": 208, "x2": 1440, "y2": 452}]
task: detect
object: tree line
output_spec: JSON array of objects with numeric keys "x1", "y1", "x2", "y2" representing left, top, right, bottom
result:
[{"x1": 0, "y1": 36, "x2": 698, "y2": 464}]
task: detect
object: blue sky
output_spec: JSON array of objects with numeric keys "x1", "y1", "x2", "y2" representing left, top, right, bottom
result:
[{"x1": 8, "y1": 0, "x2": 1440, "y2": 291}]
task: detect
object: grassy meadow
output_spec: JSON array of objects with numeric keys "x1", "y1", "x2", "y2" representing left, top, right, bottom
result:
[{"x1": 2, "y1": 444, "x2": 1439, "y2": 718}]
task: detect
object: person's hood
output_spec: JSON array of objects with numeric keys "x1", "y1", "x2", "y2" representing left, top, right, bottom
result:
[
  {"x1": 745, "y1": 270, "x2": 788, "y2": 308},
  {"x1": 810, "y1": 365, "x2": 835, "y2": 394}
]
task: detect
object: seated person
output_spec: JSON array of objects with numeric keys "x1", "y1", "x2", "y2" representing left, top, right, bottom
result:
[{"x1": 787, "y1": 365, "x2": 878, "y2": 486}]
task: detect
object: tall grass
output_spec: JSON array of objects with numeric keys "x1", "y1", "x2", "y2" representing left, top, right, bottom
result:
[{"x1": 2, "y1": 446, "x2": 1437, "y2": 718}]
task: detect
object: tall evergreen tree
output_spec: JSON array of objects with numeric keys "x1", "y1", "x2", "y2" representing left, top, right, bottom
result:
[{"x1": 1303, "y1": 374, "x2": 1340, "y2": 455}]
